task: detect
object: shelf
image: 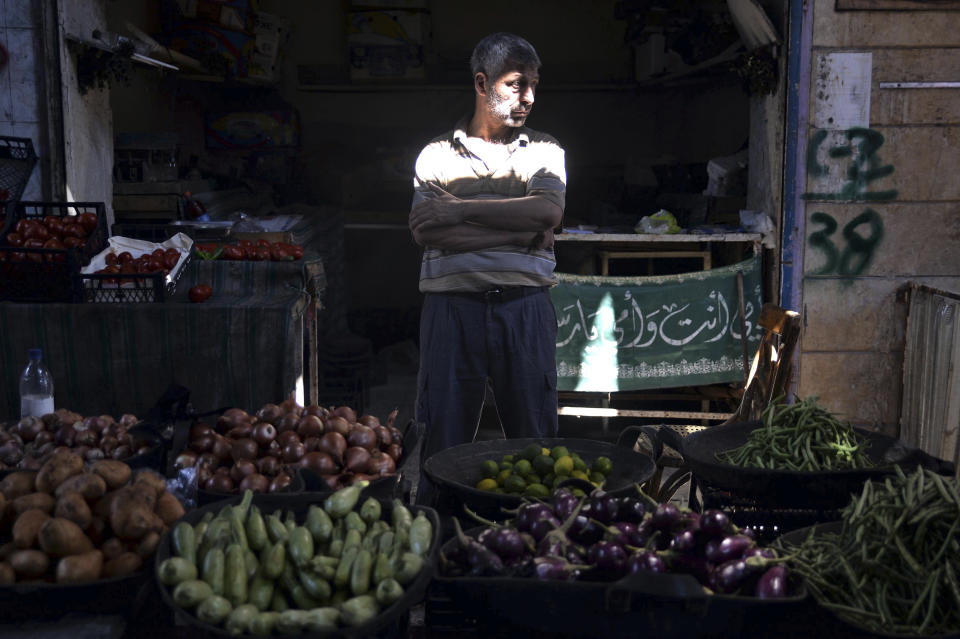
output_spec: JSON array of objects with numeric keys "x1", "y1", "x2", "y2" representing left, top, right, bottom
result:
[
  {"x1": 555, "y1": 232, "x2": 761, "y2": 243},
  {"x1": 297, "y1": 83, "x2": 642, "y2": 93}
]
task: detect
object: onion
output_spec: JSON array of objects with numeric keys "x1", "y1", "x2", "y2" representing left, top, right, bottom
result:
[
  {"x1": 297, "y1": 415, "x2": 324, "y2": 438},
  {"x1": 0, "y1": 442, "x2": 22, "y2": 466},
  {"x1": 226, "y1": 423, "x2": 253, "y2": 440},
  {"x1": 231, "y1": 459, "x2": 258, "y2": 483},
  {"x1": 16, "y1": 417, "x2": 44, "y2": 442},
  {"x1": 333, "y1": 405, "x2": 357, "y2": 423},
  {"x1": 99, "y1": 435, "x2": 119, "y2": 453},
  {"x1": 87, "y1": 448, "x2": 106, "y2": 461},
  {"x1": 282, "y1": 440, "x2": 306, "y2": 464},
  {"x1": 217, "y1": 408, "x2": 250, "y2": 433},
  {"x1": 255, "y1": 403, "x2": 283, "y2": 425},
  {"x1": 317, "y1": 432, "x2": 347, "y2": 463},
  {"x1": 276, "y1": 412, "x2": 300, "y2": 434},
  {"x1": 278, "y1": 393, "x2": 303, "y2": 416},
  {"x1": 82, "y1": 416, "x2": 104, "y2": 434},
  {"x1": 119, "y1": 414, "x2": 139, "y2": 427},
  {"x1": 211, "y1": 435, "x2": 233, "y2": 461},
  {"x1": 206, "y1": 474, "x2": 235, "y2": 493},
  {"x1": 344, "y1": 446, "x2": 371, "y2": 473},
  {"x1": 54, "y1": 424, "x2": 77, "y2": 447},
  {"x1": 252, "y1": 422, "x2": 277, "y2": 446},
  {"x1": 269, "y1": 473, "x2": 293, "y2": 493},
  {"x1": 174, "y1": 450, "x2": 199, "y2": 469},
  {"x1": 385, "y1": 443, "x2": 403, "y2": 461},
  {"x1": 323, "y1": 472, "x2": 347, "y2": 490},
  {"x1": 33, "y1": 430, "x2": 54, "y2": 447},
  {"x1": 304, "y1": 404, "x2": 328, "y2": 419},
  {"x1": 358, "y1": 414, "x2": 380, "y2": 428},
  {"x1": 240, "y1": 473, "x2": 269, "y2": 493},
  {"x1": 257, "y1": 455, "x2": 280, "y2": 476},
  {"x1": 388, "y1": 426, "x2": 404, "y2": 443},
  {"x1": 301, "y1": 451, "x2": 337, "y2": 475},
  {"x1": 276, "y1": 430, "x2": 301, "y2": 448},
  {"x1": 373, "y1": 425, "x2": 392, "y2": 448},
  {"x1": 366, "y1": 450, "x2": 396, "y2": 476},
  {"x1": 326, "y1": 416, "x2": 350, "y2": 436},
  {"x1": 231, "y1": 438, "x2": 259, "y2": 461},
  {"x1": 347, "y1": 425, "x2": 378, "y2": 451},
  {"x1": 109, "y1": 446, "x2": 130, "y2": 460},
  {"x1": 303, "y1": 436, "x2": 320, "y2": 453},
  {"x1": 191, "y1": 423, "x2": 215, "y2": 440}
]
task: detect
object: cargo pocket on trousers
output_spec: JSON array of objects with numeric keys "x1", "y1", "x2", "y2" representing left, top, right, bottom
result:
[{"x1": 539, "y1": 370, "x2": 559, "y2": 437}]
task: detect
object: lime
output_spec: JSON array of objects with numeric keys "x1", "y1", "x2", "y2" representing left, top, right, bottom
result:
[
  {"x1": 496, "y1": 469, "x2": 512, "y2": 486},
  {"x1": 551, "y1": 474, "x2": 565, "y2": 488},
  {"x1": 526, "y1": 473, "x2": 542, "y2": 486},
  {"x1": 541, "y1": 447, "x2": 551, "y2": 456},
  {"x1": 504, "y1": 474, "x2": 527, "y2": 494},
  {"x1": 480, "y1": 460, "x2": 499, "y2": 479},
  {"x1": 520, "y1": 444, "x2": 543, "y2": 462},
  {"x1": 500, "y1": 461, "x2": 514, "y2": 470},
  {"x1": 550, "y1": 446, "x2": 570, "y2": 461},
  {"x1": 554, "y1": 455, "x2": 574, "y2": 476},
  {"x1": 572, "y1": 455, "x2": 588, "y2": 473},
  {"x1": 513, "y1": 459, "x2": 533, "y2": 477},
  {"x1": 589, "y1": 471, "x2": 606, "y2": 486},
  {"x1": 532, "y1": 454, "x2": 555, "y2": 477},
  {"x1": 476, "y1": 478, "x2": 498, "y2": 491},
  {"x1": 592, "y1": 456, "x2": 613, "y2": 476},
  {"x1": 542, "y1": 472, "x2": 555, "y2": 487},
  {"x1": 523, "y1": 483, "x2": 551, "y2": 498},
  {"x1": 502, "y1": 454, "x2": 515, "y2": 463},
  {"x1": 571, "y1": 488, "x2": 586, "y2": 498},
  {"x1": 571, "y1": 470, "x2": 589, "y2": 481}
]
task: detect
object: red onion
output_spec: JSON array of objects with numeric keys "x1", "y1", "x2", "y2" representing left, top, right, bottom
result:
[
  {"x1": 344, "y1": 446, "x2": 372, "y2": 473},
  {"x1": 239, "y1": 473, "x2": 269, "y2": 493},
  {"x1": 297, "y1": 415, "x2": 324, "y2": 438},
  {"x1": 301, "y1": 451, "x2": 337, "y2": 475},
  {"x1": 276, "y1": 413, "x2": 300, "y2": 434},
  {"x1": 317, "y1": 431, "x2": 347, "y2": 462},
  {"x1": 269, "y1": 473, "x2": 293, "y2": 493},
  {"x1": 333, "y1": 405, "x2": 357, "y2": 423},
  {"x1": 231, "y1": 438, "x2": 259, "y2": 461},
  {"x1": 326, "y1": 416, "x2": 350, "y2": 436},
  {"x1": 366, "y1": 450, "x2": 396, "y2": 476},
  {"x1": 347, "y1": 425, "x2": 378, "y2": 451},
  {"x1": 255, "y1": 403, "x2": 282, "y2": 425},
  {"x1": 373, "y1": 425, "x2": 392, "y2": 448},
  {"x1": 358, "y1": 414, "x2": 380, "y2": 428}
]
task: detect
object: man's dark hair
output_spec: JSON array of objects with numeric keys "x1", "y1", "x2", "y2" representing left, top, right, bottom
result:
[{"x1": 470, "y1": 32, "x2": 541, "y2": 81}]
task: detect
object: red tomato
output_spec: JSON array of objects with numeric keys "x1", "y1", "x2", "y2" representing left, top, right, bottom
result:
[
  {"x1": 42, "y1": 215, "x2": 61, "y2": 229},
  {"x1": 118, "y1": 251, "x2": 134, "y2": 264},
  {"x1": 78, "y1": 212, "x2": 98, "y2": 233},
  {"x1": 256, "y1": 239, "x2": 271, "y2": 248},
  {"x1": 290, "y1": 244, "x2": 303, "y2": 260},
  {"x1": 44, "y1": 238, "x2": 66, "y2": 262},
  {"x1": 222, "y1": 246, "x2": 244, "y2": 261},
  {"x1": 61, "y1": 223, "x2": 85, "y2": 239},
  {"x1": 189, "y1": 284, "x2": 213, "y2": 303},
  {"x1": 14, "y1": 219, "x2": 32, "y2": 234},
  {"x1": 270, "y1": 246, "x2": 293, "y2": 261},
  {"x1": 5, "y1": 232, "x2": 24, "y2": 247},
  {"x1": 163, "y1": 252, "x2": 180, "y2": 270},
  {"x1": 23, "y1": 224, "x2": 50, "y2": 242},
  {"x1": 63, "y1": 236, "x2": 85, "y2": 249},
  {"x1": 147, "y1": 258, "x2": 164, "y2": 272},
  {"x1": 238, "y1": 240, "x2": 253, "y2": 249},
  {"x1": 24, "y1": 238, "x2": 44, "y2": 249},
  {"x1": 253, "y1": 246, "x2": 271, "y2": 261},
  {"x1": 105, "y1": 253, "x2": 119, "y2": 266},
  {"x1": 152, "y1": 248, "x2": 165, "y2": 260}
]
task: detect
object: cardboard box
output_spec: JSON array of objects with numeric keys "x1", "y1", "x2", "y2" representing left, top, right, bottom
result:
[{"x1": 347, "y1": 9, "x2": 430, "y2": 81}]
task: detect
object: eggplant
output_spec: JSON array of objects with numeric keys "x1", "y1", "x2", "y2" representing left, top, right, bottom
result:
[
  {"x1": 568, "y1": 514, "x2": 603, "y2": 546},
  {"x1": 710, "y1": 558, "x2": 759, "y2": 594},
  {"x1": 529, "y1": 516, "x2": 560, "y2": 542},
  {"x1": 626, "y1": 551, "x2": 666, "y2": 574},
  {"x1": 699, "y1": 509, "x2": 733, "y2": 538},
  {"x1": 453, "y1": 518, "x2": 506, "y2": 577},
  {"x1": 649, "y1": 503, "x2": 682, "y2": 530},
  {"x1": 586, "y1": 540, "x2": 627, "y2": 576},
  {"x1": 484, "y1": 527, "x2": 526, "y2": 561},
  {"x1": 704, "y1": 534, "x2": 755, "y2": 564},
  {"x1": 607, "y1": 522, "x2": 637, "y2": 547},
  {"x1": 668, "y1": 553, "x2": 713, "y2": 583},
  {"x1": 514, "y1": 502, "x2": 555, "y2": 533},
  {"x1": 743, "y1": 547, "x2": 776, "y2": 560},
  {"x1": 552, "y1": 488, "x2": 579, "y2": 520},
  {"x1": 582, "y1": 493, "x2": 619, "y2": 524},
  {"x1": 755, "y1": 564, "x2": 788, "y2": 599},
  {"x1": 533, "y1": 556, "x2": 588, "y2": 581},
  {"x1": 615, "y1": 497, "x2": 648, "y2": 523},
  {"x1": 668, "y1": 528, "x2": 698, "y2": 554}
]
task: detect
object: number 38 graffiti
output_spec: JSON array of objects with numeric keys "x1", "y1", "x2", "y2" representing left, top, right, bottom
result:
[{"x1": 808, "y1": 209, "x2": 884, "y2": 277}]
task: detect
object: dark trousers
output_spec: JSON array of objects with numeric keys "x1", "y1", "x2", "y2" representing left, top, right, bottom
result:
[{"x1": 414, "y1": 287, "x2": 559, "y2": 506}]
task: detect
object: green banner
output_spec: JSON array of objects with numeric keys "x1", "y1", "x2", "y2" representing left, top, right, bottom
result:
[{"x1": 551, "y1": 256, "x2": 763, "y2": 392}]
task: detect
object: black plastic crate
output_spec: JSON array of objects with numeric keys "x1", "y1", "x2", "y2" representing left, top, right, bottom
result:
[
  {"x1": 0, "y1": 202, "x2": 108, "y2": 302},
  {"x1": 79, "y1": 249, "x2": 193, "y2": 303},
  {"x1": 0, "y1": 136, "x2": 37, "y2": 224},
  {"x1": 111, "y1": 222, "x2": 174, "y2": 243}
]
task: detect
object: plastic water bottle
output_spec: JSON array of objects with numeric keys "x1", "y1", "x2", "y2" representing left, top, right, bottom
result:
[{"x1": 20, "y1": 348, "x2": 54, "y2": 418}]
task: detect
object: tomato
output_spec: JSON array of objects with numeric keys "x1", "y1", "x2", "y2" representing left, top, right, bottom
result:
[
  {"x1": 6, "y1": 232, "x2": 23, "y2": 247},
  {"x1": 42, "y1": 215, "x2": 61, "y2": 229},
  {"x1": 256, "y1": 239, "x2": 271, "y2": 248},
  {"x1": 290, "y1": 244, "x2": 303, "y2": 260},
  {"x1": 163, "y1": 252, "x2": 180, "y2": 270},
  {"x1": 105, "y1": 252, "x2": 119, "y2": 266},
  {"x1": 24, "y1": 238, "x2": 44, "y2": 249},
  {"x1": 61, "y1": 223, "x2": 86, "y2": 239},
  {"x1": 151, "y1": 248, "x2": 165, "y2": 260},
  {"x1": 14, "y1": 219, "x2": 32, "y2": 234},
  {"x1": 270, "y1": 245, "x2": 293, "y2": 261},
  {"x1": 23, "y1": 224, "x2": 50, "y2": 242},
  {"x1": 63, "y1": 236, "x2": 85, "y2": 249},
  {"x1": 188, "y1": 284, "x2": 213, "y2": 303},
  {"x1": 222, "y1": 245, "x2": 245, "y2": 261},
  {"x1": 252, "y1": 246, "x2": 271, "y2": 261},
  {"x1": 118, "y1": 251, "x2": 134, "y2": 264},
  {"x1": 238, "y1": 240, "x2": 253, "y2": 249},
  {"x1": 78, "y1": 212, "x2": 98, "y2": 233}
]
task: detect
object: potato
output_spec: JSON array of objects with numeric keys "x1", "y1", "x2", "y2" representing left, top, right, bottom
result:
[
  {"x1": 0, "y1": 471, "x2": 38, "y2": 500},
  {"x1": 136, "y1": 531, "x2": 160, "y2": 559},
  {"x1": 155, "y1": 491, "x2": 185, "y2": 526},
  {"x1": 0, "y1": 562, "x2": 14, "y2": 584},
  {"x1": 0, "y1": 541, "x2": 16, "y2": 561},
  {"x1": 102, "y1": 551, "x2": 142, "y2": 579},
  {"x1": 9, "y1": 549, "x2": 49, "y2": 578},
  {"x1": 55, "y1": 492, "x2": 93, "y2": 529},
  {"x1": 55, "y1": 473, "x2": 107, "y2": 500},
  {"x1": 0, "y1": 491, "x2": 6, "y2": 519},
  {"x1": 90, "y1": 460, "x2": 131, "y2": 490},
  {"x1": 132, "y1": 470, "x2": 167, "y2": 497},
  {"x1": 131, "y1": 482, "x2": 157, "y2": 511},
  {"x1": 12, "y1": 492, "x2": 55, "y2": 515},
  {"x1": 56, "y1": 550, "x2": 103, "y2": 583},
  {"x1": 86, "y1": 515, "x2": 107, "y2": 546},
  {"x1": 100, "y1": 537, "x2": 126, "y2": 561},
  {"x1": 12, "y1": 509, "x2": 51, "y2": 549},
  {"x1": 38, "y1": 517, "x2": 95, "y2": 557},
  {"x1": 112, "y1": 507, "x2": 163, "y2": 541},
  {"x1": 35, "y1": 451, "x2": 83, "y2": 494}
]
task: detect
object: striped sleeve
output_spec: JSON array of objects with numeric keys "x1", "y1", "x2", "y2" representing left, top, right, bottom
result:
[{"x1": 524, "y1": 138, "x2": 566, "y2": 211}]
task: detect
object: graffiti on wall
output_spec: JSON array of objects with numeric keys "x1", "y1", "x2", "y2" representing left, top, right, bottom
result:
[{"x1": 804, "y1": 127, "x2": 895, "y2": 278}]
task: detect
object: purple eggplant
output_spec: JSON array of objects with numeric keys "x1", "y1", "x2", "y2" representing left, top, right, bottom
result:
[
  {"x1": 476, "y1": 527, "x2": 496, "y2": 548},
  {"x1": 514, "y1": 502, "x2": 556, "y2": 533},
  {"x1": 626, "y1": 551, "x2": 666, "y2": 574},
  {"x1": 679, "y1": 511, "x2": 701, "y2": 531},
  {"x1": 668, "y1": 528, "x2": 698, "y2": 554},
  {"x1": 586, "y1": 540, "x2": 628, "y2": 576},
  {"x1": 740, "y1": 526, "x2": 758, "y2": 541},
  {"x1": 453, "y1": 517, "x2": 506, "y2": 577},
  {"x1": 552, "y1": 488, "x2": 579, "y2": 520},
  {"x1": 607, "y1": 522, "x2": 637, "y2": 547},
  {"x1": 529, "y1": 515, "x2": 561, "y2": 542},
  {"x1": 568, "y1": 514, "x2": 603, "y2": 545},
  {"x1": 668, "y1": 553, "x2": 713, "y2": 583},
  {"x1": 743, "y1": 546, "x2": 776, "y2": 560},
  {"x1": 704, "y1": 534, "x2": 755, "y2": 564},
  {"x1": 699, "y1": 509, "x2": 734, "y2": 538},
  {"x1": 484, "y1": 527, "x2": 527, "y2": 561},
  {"x1": 755, "y1": 564, "x2": 788, "y2": 599},
  {"x1": 616, "y1": 497, "x2": 648, "y2": 523},
  {"x1": 650, "y1": 503, "x2": 682, "y2": 530},
  {"x1": 533, "y1": 556, "x2": 588, "y2": 581},
  {"x1": 710, "y1": 558, "x2": 757, "y2": 594}
]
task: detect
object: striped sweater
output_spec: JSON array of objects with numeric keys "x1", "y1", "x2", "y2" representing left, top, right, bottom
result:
[{"x1": 412, "y1": 121, "x2": 566, "y2": 293}]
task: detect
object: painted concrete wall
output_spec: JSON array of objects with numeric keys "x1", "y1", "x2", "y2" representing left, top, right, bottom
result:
[
  {"x1": 0, "y1": 0, "x2": 43, "y2": 200},
  {"x1": 797, "y1": 0, "x2": 960, "y2": 432},
  {"x1": 59, "y1": 0, "x2": 114, "y2": 224}
]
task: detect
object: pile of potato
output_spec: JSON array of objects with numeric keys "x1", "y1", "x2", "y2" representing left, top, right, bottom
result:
[{"x1": 0, "y1": 450, "x2": 185, "y2": 584}]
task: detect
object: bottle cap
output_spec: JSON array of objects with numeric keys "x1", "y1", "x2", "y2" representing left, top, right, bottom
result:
[{"x1": 28, "y1": 348, "x2": 42, "y2": 359}]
